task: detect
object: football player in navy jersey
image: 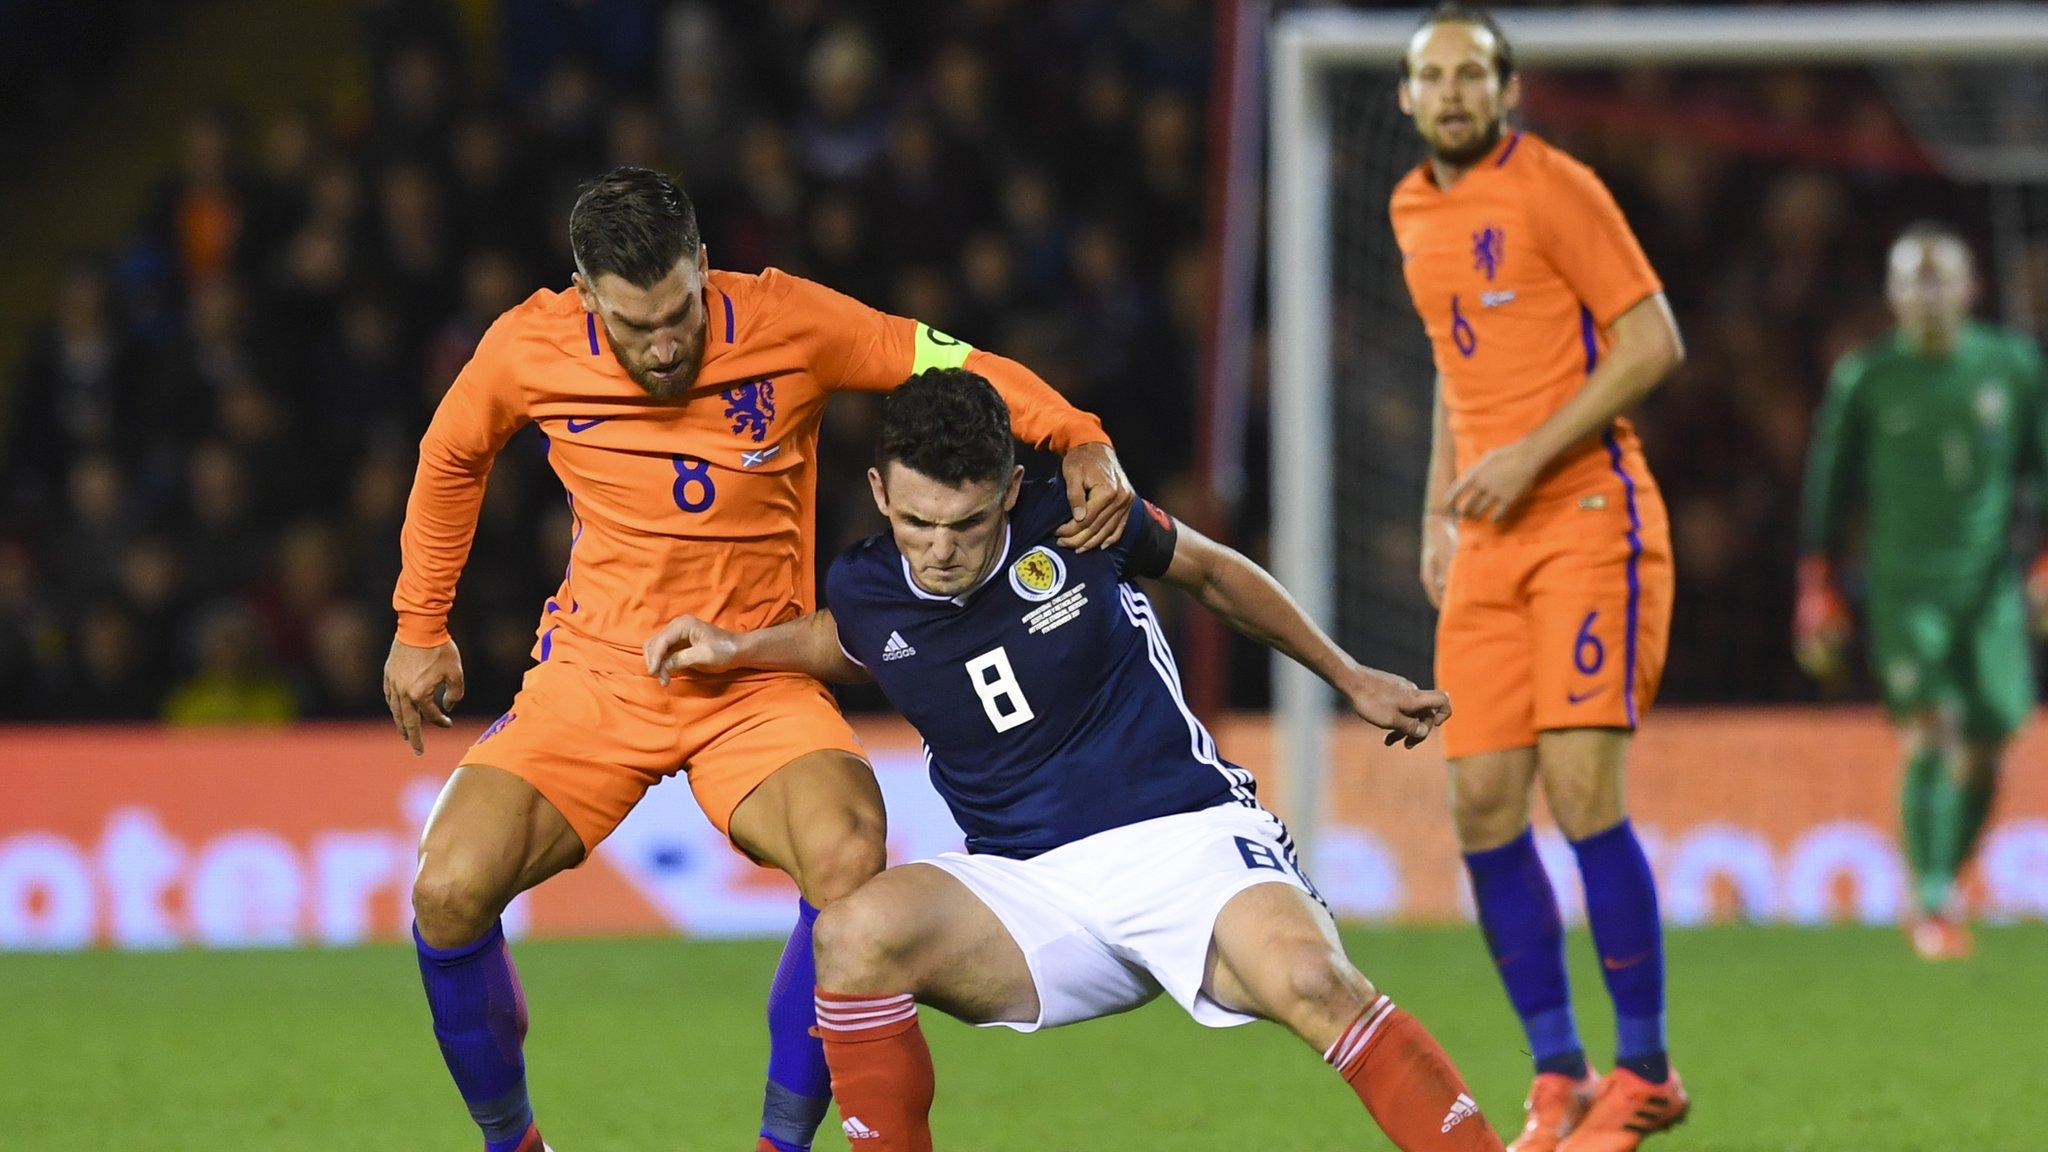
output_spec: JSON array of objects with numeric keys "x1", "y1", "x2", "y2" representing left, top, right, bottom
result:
[{"x1": 644, "y1": 369, "x2": 1502, "y2": 1151}]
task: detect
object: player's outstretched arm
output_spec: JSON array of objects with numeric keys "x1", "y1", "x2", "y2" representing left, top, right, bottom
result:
[
  {"x1": 644, "y1": 611, "x2": 872, "y2": 685},
  {"x1": 1156, "y1": 522, "x2": 1449, "y2": 747},
  {"x1": 1446, "y1": 292, "x2": 1683, "y2": 523}
]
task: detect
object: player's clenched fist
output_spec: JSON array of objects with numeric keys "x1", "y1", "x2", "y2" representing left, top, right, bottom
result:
[
  {"x1": 383, "y1": 638, "x2": 465, "y2": 756},
  {"x1": 644, "y1": 615, "x2": 743, "y2": 684},
  {"x1": 1338, "y1": 666, "x2": 1452, "y2": 748}
]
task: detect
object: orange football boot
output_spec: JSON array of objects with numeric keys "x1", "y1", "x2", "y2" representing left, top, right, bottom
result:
[
  {"x1": 1909, "y1": 914, "x2": 1974, "y2": 961},
  {"x1": 1506, "y1": 1070, "x2": 1599, "y2": 1152},
  {"x1": 505, "y1": 1125, "x2": 551, "y2": 1152},
  {"x1": 1556, "y1": 1067, "x2": 1688, "y2": 1152},
  {"x1": 493, "y1": 1125, "x2": 551, "y2": 1152}
]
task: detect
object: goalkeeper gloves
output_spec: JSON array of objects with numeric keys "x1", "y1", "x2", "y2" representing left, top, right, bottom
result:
[{"x1": 1794, "y1": 555, "x2": 1851, "y2": 680}]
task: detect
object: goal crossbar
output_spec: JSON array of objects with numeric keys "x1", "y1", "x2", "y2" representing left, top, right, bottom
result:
[
  {"x1": 1268, "y1": 4, "x2": 2048, "y2": 870},
  {"x1": 1278, "y1": 4, "x2": 2048, "y2": 68}
]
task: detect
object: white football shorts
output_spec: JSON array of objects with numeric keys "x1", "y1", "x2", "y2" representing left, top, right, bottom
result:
[{"x1": 922, "y1": 802, "x2": 1321, "y2": 1031}]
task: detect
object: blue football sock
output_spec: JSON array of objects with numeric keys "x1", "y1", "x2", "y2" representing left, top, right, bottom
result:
[
  {"x1": 760, "y1": 900, "x2": 831, "y2": 1152},
  {"x1": 1464, "y1": 829, "x2": 1586, "y2": 1078},
  {"x1": 1571, "y1": 819, "x2": 1669, "y2": 1083},
  {"x1": 415, "y1": 920, "x2": 536, "y2": 1152}
]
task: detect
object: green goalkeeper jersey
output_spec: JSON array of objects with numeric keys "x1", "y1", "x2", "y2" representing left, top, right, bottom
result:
[{"x1": 1801, "y1": 321, "x2": 2048, "y2": 583}]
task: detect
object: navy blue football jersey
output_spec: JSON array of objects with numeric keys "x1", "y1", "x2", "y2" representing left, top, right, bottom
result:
[{"x1": 825, "y1": 478, "x2": 1257, "y2": 858}]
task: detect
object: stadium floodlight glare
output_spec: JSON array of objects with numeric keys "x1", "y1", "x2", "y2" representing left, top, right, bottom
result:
[{"x1": 1268, "y1": 4, "x2": 2048, "y2": 870}]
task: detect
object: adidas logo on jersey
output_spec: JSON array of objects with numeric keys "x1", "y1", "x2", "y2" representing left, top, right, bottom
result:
[
  {"x1": 843, "y1": 1116, "x2": 881, "y2": 1140},
  {"x1": 1440, "y1": 1092, "x2": 1479, "y2": 1133},
  {"x1": 882, "y1": 631, "x2": 917, "y2": 661}
]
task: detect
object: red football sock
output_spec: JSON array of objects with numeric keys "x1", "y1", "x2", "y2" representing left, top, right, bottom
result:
[
  {"x1": 815, "y1": 990, "x2": 933, "y2": 1152},
  {"x1": 1326, "y1": 995, "x2": 1504, "y2": 1151}
]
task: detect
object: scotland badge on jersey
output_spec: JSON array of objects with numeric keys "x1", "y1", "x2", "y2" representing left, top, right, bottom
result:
[{"x1": 1009, "y1": 547, "x2": 1066, "y2": 602}]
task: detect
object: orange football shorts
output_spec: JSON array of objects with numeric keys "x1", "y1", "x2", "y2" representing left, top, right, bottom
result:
[
  {"x1": 1434, "y1": 511, "x2": 1673, "y2": 761},
  {"x1": 457, "y1": 657, "x2": 866, "y2": 854}
]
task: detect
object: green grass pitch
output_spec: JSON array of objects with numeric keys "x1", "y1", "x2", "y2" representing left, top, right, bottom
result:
[{"x1": 6, "y1": 924, "x2": 2041, "y2": 1150}]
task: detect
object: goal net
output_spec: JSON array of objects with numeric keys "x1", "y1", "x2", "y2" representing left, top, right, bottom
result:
[{"x1": 1268, "y1": 5, "x2": 2048, "y2": 885}]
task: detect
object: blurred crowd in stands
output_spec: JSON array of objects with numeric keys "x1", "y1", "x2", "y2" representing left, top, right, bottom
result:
[{"x1": 2, "y1": 0, "x2": 2039, "y2": 722}]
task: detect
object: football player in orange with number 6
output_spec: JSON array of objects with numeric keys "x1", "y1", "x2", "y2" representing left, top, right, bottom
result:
[{"x1": 1391, "y1": 6, "x2": 1688, "y2": 1150}]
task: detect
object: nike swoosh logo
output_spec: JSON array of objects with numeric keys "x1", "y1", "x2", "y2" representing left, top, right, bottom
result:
[
  {"x1": 1602, "y1": 951, "x2": 1650, "y2": 971},
  {"x1": 565, "y1": 417, "x2": 612, "y2": 433},
  {"x1": 1567, "y1": 686, "x2": 1606, "y2": 705}
]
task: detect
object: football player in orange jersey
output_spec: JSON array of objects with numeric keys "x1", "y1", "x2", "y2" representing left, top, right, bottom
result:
[
  {"x1": 383, "y1": 168, "x2": 1131, "y2": 1152},
  {"x1": 1391, "y1": 7, "x2": 1688, "y2": 1150}
]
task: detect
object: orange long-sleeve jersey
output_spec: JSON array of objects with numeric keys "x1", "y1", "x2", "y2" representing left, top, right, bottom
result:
[
  {"x1": 393, "y1": 267, "x2": 1109, "y2": 673},
  {"x1": 1391, "y1": 130, "x2": 1666, "y2": 541}
]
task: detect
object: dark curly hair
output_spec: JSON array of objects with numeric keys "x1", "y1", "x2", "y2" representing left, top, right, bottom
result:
[
  {"x1": 876, "y1": 368, "x2": 1015, "y2": 487},
  {"x1": 569, "y1": 166, "x2": 701, "y2": 288}
]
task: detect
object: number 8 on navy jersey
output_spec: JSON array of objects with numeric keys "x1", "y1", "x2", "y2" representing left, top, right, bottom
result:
[{"x1": 966, "y1": 647, "x2": 1035, "y2": 732}]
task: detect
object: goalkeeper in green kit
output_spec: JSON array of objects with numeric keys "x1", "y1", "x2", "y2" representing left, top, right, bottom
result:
[{"x1": 1797, "y1": 221, "x2": 2048, "y2": 960}]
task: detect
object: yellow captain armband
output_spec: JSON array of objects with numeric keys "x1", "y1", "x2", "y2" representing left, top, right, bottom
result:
[{"x1": 912, "y1": 321, "x2": 975, "y2": 374}]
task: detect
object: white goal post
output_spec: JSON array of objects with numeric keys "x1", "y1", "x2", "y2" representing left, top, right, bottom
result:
[{"x1": 1268, "y1": 4, "x2": 2048, "y2": 869}]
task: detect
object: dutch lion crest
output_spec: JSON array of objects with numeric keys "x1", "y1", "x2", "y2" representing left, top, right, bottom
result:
[
  {"x1": 1472, "y1": 226, "x2": 1504, "y2": 282},
  {"x1": 723, "y1": 380, "x2": 778, "y2": 442}
]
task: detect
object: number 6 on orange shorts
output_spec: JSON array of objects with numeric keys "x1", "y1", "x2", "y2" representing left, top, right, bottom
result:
[{"x1": 1435, "y1": 517, "x2": 1674, "y2": 760}]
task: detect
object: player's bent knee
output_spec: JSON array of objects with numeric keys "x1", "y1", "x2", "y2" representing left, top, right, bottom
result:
[
  {"x1": 794, "y1": 829, "x2": 887, "y2": 907},
  {"x1": 1548, "y1": 788, "x2": 1624, "y2": 842},
  {"x1": 1543, "y1": 774, "x2": 1626, "y2": 841},
  {"x1": 1261, "y1": 943, "x2": 1375, "y2": 1036},
  {"x1": 778, "y1": 783, "x2": 888, "y2": 907},
  {"x1": 1449, "y1": 759, "x2": 1533, "y2": 847},
  {"x1": 1450, "y1": 788, "x2": 1529, "y2": 851},
  {"x1": 813, "y1": 887, "x2": 921, "y2": 992},
  {"x1": 411, "y1": 857, "x2": 512, "y2": 948},
  {"x1": 1287, "y1": 949, "x2": 1372, "y2": 1015}
]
